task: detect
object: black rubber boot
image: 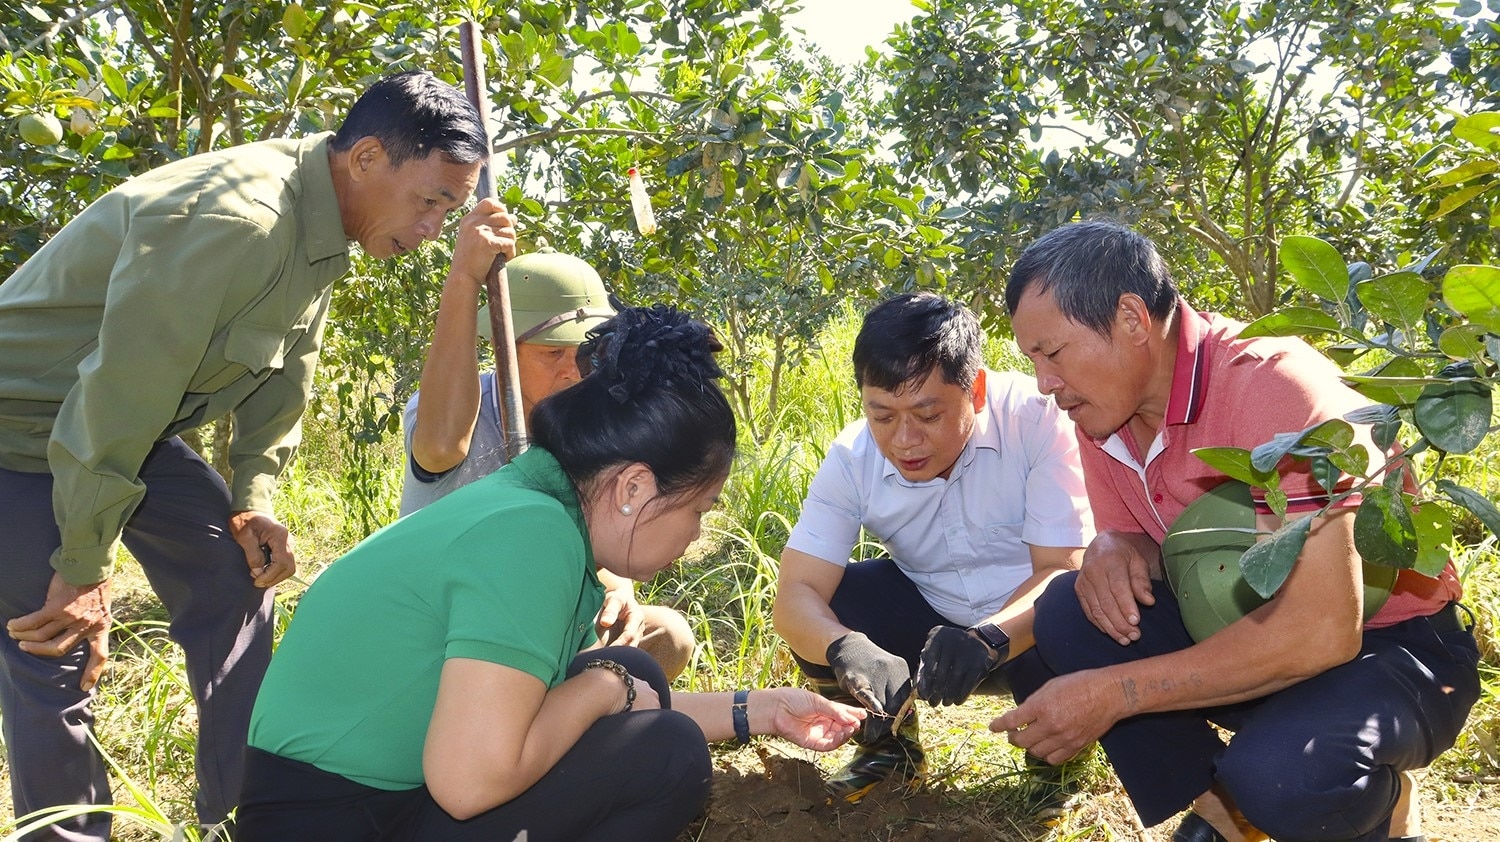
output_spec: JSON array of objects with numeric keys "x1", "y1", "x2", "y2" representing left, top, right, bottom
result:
[{"x1": 808, "y1": 677, "x2": 927, "y2": 804}]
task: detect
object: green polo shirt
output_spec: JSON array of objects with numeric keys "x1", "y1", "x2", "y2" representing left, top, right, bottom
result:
[
  {"x1": 0, "y1": 134, "x2": 349, "y2": 585},
  {"x1": 247, "y1": 446, "x2": 604, "y2": 791}
]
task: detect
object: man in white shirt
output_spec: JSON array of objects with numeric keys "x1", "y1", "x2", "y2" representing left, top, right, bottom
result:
[
  {"x1": 773, "y1": 292, "x2": 1093, "y2": 803},
  {"x1": 400, "y1": 249, "x2": 696, "y2": 680}
]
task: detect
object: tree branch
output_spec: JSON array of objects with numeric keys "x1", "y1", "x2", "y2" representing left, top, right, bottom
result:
[
  {"x1": 19, "y1": 0, "x2": 117, "y2": 54},
  {"x1": 494, "y1": 126, "x2": 662, "y2": 154}
]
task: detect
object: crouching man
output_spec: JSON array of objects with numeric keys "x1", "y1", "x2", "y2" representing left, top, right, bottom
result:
[{"x1": 772, "y1": 292, "x2": 1092, "y2": 803}]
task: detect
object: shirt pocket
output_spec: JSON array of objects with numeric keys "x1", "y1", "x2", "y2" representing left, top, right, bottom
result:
[
  {"x1": 189, "y1": 321, "x2": 288, "y2": 393},
  {"x1": 980, "y1": 520, "x2": 1026, "y2": 560}
]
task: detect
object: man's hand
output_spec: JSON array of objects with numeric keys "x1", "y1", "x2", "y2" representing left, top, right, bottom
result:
[
  {"x1": 229, "y1": 511, "x2": 295, "y2": 588},
  {"x1": 1075, "y1": 531, "x2": 1161, "y2": 645},
  {"x1": 450, "y1": 199, "x2": 518, "y2": 291},
  {"x1": 915, "y1": 626, "x2": 1000, "y2": 706},
  {"x1": 990, "y1": 670, "x2": 1122, "y2": 765},
  {"x1": 826, "y1": 631, "x2": 912, "y2": 742},
  {"x1": 7, "y1": 574, "x2": 112, "y2": 691},
  {"x1": 595, "y1": 585, "x2": 645, "y2": 648}
]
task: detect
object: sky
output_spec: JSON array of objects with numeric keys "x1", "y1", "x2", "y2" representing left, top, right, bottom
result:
[{"x1": 787, "y1": 0, "x2": 922, "y2": 65}]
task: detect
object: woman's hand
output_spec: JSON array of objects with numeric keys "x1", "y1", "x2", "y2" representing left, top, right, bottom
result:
[
  {"x1": 752, "y1": 687, "x2": 866, "y2": 751},
  {"x1": 595, "y1": 585, "x2": 646, "y2": 647}
]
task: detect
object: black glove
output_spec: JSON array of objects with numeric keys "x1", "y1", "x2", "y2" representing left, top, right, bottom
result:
[
  {"x1": 915, "y1": 625, "x2": 1001, "y2": 706},
  {"x1": 826, "y1": 632, "x2": 912, "y2": 741}
]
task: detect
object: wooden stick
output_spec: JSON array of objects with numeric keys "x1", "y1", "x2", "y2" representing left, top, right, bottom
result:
[{"x1": 459, "y1": 20, "x2": 527, "y2": 459}]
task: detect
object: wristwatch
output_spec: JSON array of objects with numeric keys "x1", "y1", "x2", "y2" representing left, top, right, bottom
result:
[{"x1": 969, "y1": 621, "x2": 1011, "y2": 667}]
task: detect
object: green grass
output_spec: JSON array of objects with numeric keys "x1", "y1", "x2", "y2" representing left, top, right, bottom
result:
[{"x1": 4, "y1": 307, "x2": 1500, "y2": 840}]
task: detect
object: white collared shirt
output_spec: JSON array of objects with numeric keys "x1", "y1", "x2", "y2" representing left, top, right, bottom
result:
[{"x1": 786, "y1": 370, "x2": 1093, "y2": 626}]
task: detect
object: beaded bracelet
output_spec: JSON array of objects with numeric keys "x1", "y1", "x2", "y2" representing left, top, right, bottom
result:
[{"x1": 584, "y1": 659, "x2": 636, "y2": 712}]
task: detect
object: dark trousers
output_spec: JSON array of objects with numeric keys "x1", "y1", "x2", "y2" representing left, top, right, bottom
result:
[
  {"x1": 1031, "y1": 572, "x2": 1481, "y2": 841},
  {"x1": 236, "y1": 647, "x2": 712, "y2": 842},
  {"x1": 0, "y1": 438, "x2": 276, "y2": 841},
  {"x1": 792, "y1": 557, "x2": 1052, "y2": 703}
]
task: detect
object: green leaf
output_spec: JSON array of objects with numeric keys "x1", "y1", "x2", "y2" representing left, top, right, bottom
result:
[
  {"x1": 1428, "y1": 183, "x2": 1497, "y2": 222},
  {"x1": 776, "y1": 162, "x2": 802, "y2": 189},
  {"x1": 1430, "y1": 158, "x2": 1500, "y2": 188},
  {"x1": 1370, "y1": 417, "x2": 1402, "y2": 452},
  {"x1": 1452, "y1": 112, "x2": 1500, "y2": 152},
  {"x1": 1443, "y1": 265, "x2": 1500, "y2": 333},
  {"x1": 1345, "y1": 404, "x2": 1398, "y2": 425},
  {"x1": 101, "y1": 65, "x2": 128, "y2": 101},
  {"x1": 1327, "y1": 443, "x2": 1369, "y2": 478},
  {"x1": 818, "y1": 264, "x2": 835, "y2": 292},
  {"x1": 1438, "y1": 324, "x2": 1491, "y2": 361},
  {"x1": 1192, "y1": 446, "x2": 1276, "y2": 487},
  {"x1": 1281, "y1": 235, "x2": 1348, "y2": 302},
  {"x1": 1264, "y1": 487, "x2": 1288, "y2": 519},
  {"x1": 935, "y1": 205, "x2": 968, "y2": 220},
  {"x1": 1343, "y1": 356, "x2": 1434, "y2": 405},
  {"x1": 1238, "y1": 306, "x2": 1342, "y2": 338},
  {"x1": 221, "y1": 74, "x2": 258, "y2": 95},
  {"x1": 1240, "y1": 516, "x2": 1311, "y2": 599},
  {"x1": 1356, "y1": 272, "x2": 1430, "y2": 333},
  {"x1": 1435, "y1": 479, "x2": 1500, "y2": 542},
  {"x1": 813, "y1": 158, "x2": 844, "y2": 178},
  {"x1": 1411, "y1": 502, "x2": 1455, "y2": 578},
  {"x1": 1354, "y1": 486, "x2": 1418, "y2": 569},
  {"x1": 1412, "y1": 375, "x2": 1492, "y2": 454},
  {"x1": 1251, "y1": 429, "x2": 1310, "y2": 473},
  {"x1": 1344, "y1": 375, "x2": 1444, "y2": 405},
  {"x1": 101, "y1": 143, "x2": 133, "y2": 160},
  {"x1": 1302, "y1": 418, "x2": 1355, "y2": 451},
  {"x1": 282, "y1": 4, "x2": 310, "y2": 40}
]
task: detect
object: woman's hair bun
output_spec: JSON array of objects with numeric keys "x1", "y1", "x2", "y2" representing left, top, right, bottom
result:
[{"x1": 583, "y1": 305, "x2": 725, "y2": 404}]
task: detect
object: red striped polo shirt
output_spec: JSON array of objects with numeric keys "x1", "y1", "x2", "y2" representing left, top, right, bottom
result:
[{"x1": 1078, "y1": 301, "x2": 1459, "y2": 628}]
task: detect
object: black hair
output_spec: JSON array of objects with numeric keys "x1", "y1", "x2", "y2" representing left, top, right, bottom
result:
[
  {"x1": 531, "y1": 305, "x2": 736, "y2": 506},
  {"x1": 331, "y1": 70, "x2": 488, "y2": 168},
  {"x1": 852, "y1": 292, "x2": 982, "y2": 393},
  {"x1": 1004, "y1": 220, "x2": 1179, "y2": 335}
]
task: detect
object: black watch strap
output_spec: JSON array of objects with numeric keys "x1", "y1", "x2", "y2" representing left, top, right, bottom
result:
[{"x1": 969, "y1": 622, "x2": 1011, "y2": 666}]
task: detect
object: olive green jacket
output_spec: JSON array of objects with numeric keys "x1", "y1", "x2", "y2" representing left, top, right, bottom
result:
[{"x1": 0, "y1": 133, "x2": 350, "y2": 585}]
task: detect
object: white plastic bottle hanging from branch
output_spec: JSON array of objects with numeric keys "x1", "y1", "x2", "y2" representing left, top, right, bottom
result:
[{"x1": 627, "y1": 166, "x2": 657, "y2": 235}]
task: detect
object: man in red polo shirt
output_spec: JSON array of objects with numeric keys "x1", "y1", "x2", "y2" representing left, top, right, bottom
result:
[{"x1": 992, "y1": 220, "x2": 1479, "y2": 842}]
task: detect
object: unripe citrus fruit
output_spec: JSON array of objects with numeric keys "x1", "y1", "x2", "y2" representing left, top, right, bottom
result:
[{"x1": 18, "y1": 112, "x2": 64, "y2": 146}]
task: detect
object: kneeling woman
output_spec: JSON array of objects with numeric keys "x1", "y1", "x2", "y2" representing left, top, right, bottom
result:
[{"x1": 237, "y1": 306, "x2": 864, "y2": 841}]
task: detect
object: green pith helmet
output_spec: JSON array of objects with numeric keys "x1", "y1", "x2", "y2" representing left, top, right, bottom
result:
[
  {"x1": 476, "y1": 250, "x2": 615, "y2": 346},
  {"x1": 1161, "y1": 480, "x2": 1395, "y2": 642}
]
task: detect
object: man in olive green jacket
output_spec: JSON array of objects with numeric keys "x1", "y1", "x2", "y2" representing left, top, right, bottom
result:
[{"x1": 0, "y1": 70, "x2": 516, "y2": 840}]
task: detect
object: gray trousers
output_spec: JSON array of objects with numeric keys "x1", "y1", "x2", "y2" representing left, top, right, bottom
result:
[{"x1": 0, "y1": 437, "x2": 275, "y2": 841}]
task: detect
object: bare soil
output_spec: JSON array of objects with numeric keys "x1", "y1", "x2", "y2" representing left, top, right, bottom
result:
[{"x1": 679, "y1": 700, "x2": 1500, "y2": 842}]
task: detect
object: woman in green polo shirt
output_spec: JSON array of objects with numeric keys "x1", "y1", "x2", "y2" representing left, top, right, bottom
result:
[{"x1": 236, "y1": 305, "x2": 865, "y2": 841}]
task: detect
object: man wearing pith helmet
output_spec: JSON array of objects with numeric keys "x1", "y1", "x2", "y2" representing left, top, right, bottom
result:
[{"x1": 400, "y1": 248, "x2": 697, "y2": 681}]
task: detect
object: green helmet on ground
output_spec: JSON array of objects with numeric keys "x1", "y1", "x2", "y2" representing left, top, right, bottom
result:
[
  {"x1": 476, "y1": 249, "x2": 615, "y2": 346},
  {"x1": 1160, "y1": 479, "x2": 1395, "y2": 642}
]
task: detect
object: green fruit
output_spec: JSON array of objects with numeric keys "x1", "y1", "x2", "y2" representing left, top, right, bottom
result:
[{"x1": 18, "y1": 112, "x2": 64, "y2": 146}]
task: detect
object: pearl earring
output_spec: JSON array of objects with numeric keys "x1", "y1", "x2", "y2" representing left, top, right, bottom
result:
[{"x1": 620, "y1": 504, "x2": 633, "y2": 515}]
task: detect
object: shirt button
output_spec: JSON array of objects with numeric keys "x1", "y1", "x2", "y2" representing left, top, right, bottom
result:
[{"x1": 1152, "y1": 493, "x2": 1164, "y2": 503}]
